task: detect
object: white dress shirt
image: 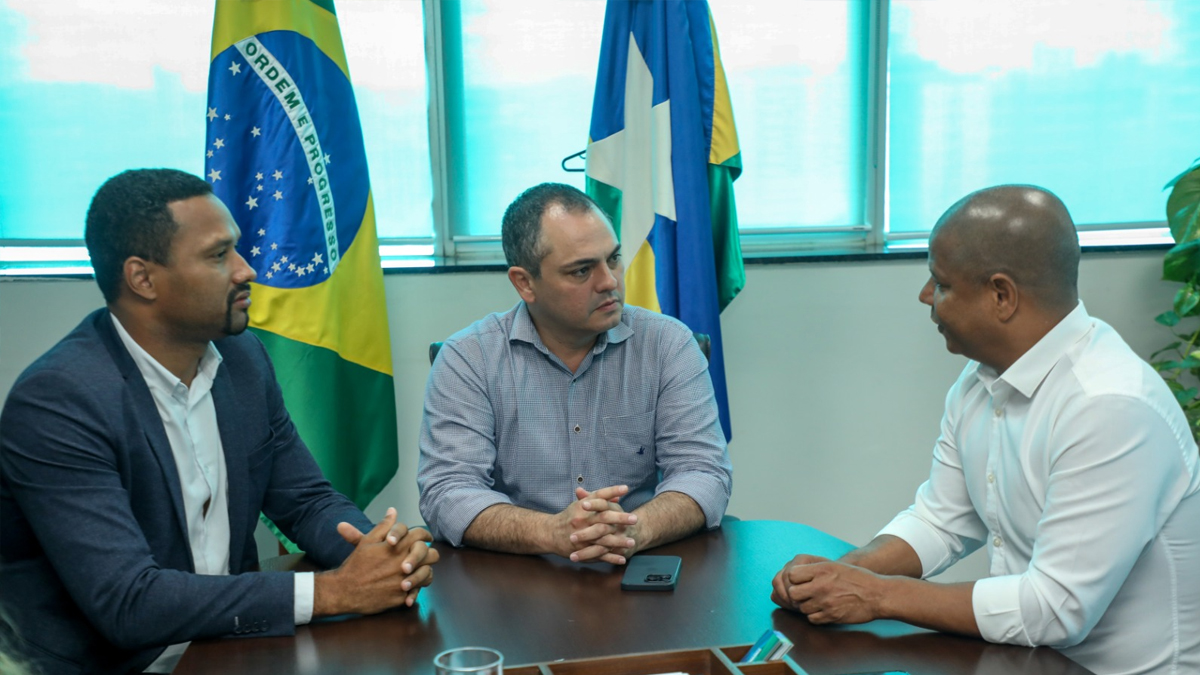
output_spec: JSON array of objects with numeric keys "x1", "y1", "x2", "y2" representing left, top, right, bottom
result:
[
  {"x1": 879, "y1": 303, "x2": 1200, "y2": 675},
  {"x1": 111, "y1": 317, "x2": 314, "y2": 673}
]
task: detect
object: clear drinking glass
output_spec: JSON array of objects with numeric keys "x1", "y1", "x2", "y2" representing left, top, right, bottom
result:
[{"x1": 433, "y1": 646, "x2": 504, "y2": 675}]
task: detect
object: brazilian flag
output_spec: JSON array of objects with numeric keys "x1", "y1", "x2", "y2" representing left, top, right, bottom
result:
[
  {"x1": 204, "y1": 0, "x2": 397, "y2": 513},
  {"x1": 586, "y1": 0, "x2": 745, "y2": 441}
]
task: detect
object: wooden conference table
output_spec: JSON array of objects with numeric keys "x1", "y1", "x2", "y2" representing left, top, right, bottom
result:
[{"x1": 175, "y1": 520, "x2": 1092, "y2": 675}]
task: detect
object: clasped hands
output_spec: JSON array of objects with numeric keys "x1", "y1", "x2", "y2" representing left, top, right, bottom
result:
[
  {"x1": 770, "y1": 554, "x2": 887, "y2": 625},
  {"x1": 314, "y1": 507, "x2": 440, "y2": 617},
  {"x1": 555, "y1": 484, "x2": 639, "y2": 565}
]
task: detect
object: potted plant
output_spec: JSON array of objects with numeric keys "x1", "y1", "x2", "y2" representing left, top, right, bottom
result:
[{"x1": 1151, "y1": 156, "x2": 1200, "y2": 443}]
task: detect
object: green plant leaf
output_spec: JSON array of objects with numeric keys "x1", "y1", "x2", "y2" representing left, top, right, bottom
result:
[
  {"x1": 1176, "y1": 387, "x2": 1199, "y2": 405},
  {"x1": 1165, "y1": 157, "x2": 1200, "y2": 191},
  {"x1": 1156, "y1": 310, "x2": 1182, "y2": 327},
  {"x1": 1164, "y1": 241, "x2": 1200, "y2": 282},
  {"x1": 1176, "y1": 286, "x2": 1200, "y2": 317},
  {"x1": 1166, "y1": 165, "x2": 1200, "y2": 244},
  {"x1": 1150, "y1": 342, "x2": 1183, "y2": 359}
]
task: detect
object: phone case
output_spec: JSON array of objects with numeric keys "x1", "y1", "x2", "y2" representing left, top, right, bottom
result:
[{"x1": 621, "y1": 555, "x2": 682, "y2": 591}]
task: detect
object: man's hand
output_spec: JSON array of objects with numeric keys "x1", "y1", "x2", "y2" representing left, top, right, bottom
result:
[
  {"x1": 547, "y1": 485, "x2": 637, "y2": 564},
  {"x1": 771, "y1": 555, "x2": 885, "y2": 625},
  {"x1": 313, "y1": 507, "x2": 440, "y2": 617},
  {"x1": 565, "y1": 486, "x2": 641, "y2": 564}
]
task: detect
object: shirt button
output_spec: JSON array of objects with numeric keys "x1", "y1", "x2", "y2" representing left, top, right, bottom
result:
[
  {"x1": 576, "y1": 474, "x2": 584, "y2": 483},
  {"x1": 993, "y1": 536, "x2": 1003, "y2": 547},
  {"x1": 994, "y1": 408, "x2": 1003, "y2": 417},
  {"x1": 573, "y1": 424, "x2": 581, "y2": 433},
  {"x1": 987, "y1": 473, "x2": 995, "y2": 484}
]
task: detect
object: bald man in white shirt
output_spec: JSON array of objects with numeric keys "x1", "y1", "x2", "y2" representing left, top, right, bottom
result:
[{"x1": 771, "y1": 185, "x2": 1200, "y2": 675}]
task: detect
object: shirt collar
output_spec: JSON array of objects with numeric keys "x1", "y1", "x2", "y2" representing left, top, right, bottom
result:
[
  {"x1": 983, "y1": 301, "x2": 1093, "y2": 399},
  {"x1": 508, "y1": 301, "x2": 634, "y2": 356},
  {"x1": 111, "y1": 313, "x2": 223, "y2": 396}
]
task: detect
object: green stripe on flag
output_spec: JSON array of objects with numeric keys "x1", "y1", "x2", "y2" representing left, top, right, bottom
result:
[
  {"x1": 586, "y1": 176, "x2": 624, "y2": 237},
  {"x1": 709, "y1": 154, "x2": 745, "y2": 311},
  {"x1": 251, "y1": 328, "x2": 398, "y2": 511},
  {"x1": 306, "y1": 0, "x2": 337, "y2": 17}
]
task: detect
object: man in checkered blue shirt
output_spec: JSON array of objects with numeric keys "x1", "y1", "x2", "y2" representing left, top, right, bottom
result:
[{"x1": 417, "y1": 183, "x2": 733, "y2": 565}]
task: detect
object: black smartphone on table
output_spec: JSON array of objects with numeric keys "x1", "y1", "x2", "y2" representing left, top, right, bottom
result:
[{"x1": 620, "y1": 555, "x2": 682, "y2": 591}]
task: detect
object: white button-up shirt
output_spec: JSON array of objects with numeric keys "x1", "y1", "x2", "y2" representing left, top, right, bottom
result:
[
  {"x1": 880, "y1": 303, "x2": 1200, "y2": 675},
  {"x1": 111, "y1": 317, "x2": 314, "y2": 673}
]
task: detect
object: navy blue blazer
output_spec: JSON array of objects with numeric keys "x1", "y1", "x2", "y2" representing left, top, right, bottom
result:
[{"x1": 0, "y1": 309, "x2": 372, "y2": 674}]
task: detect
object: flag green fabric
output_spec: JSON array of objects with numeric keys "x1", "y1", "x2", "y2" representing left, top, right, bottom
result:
[{"x1": 205, "y1": 0, "x2": 397, "y2": 516}]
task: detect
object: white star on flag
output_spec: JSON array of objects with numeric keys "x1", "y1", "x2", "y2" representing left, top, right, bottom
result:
[
  {"x1": 255, "y1": 172, "x2": 264, "y2": 181},
  {"x1": 270, "y1": 243, "x2": 278, "y2": 250},
  {"x1": 214, "y1": 138, "x2": 225, "y2": 149},
  {"x1": 228, "y1": 61, "x2": 241, "y2": 75},
  {"x1": 323, "y1": 267, "x2": 329, "y2": 275},
  {"x1": 266, "y1": 271, "x2": 273, "y2": 279},
  {"x1": 207, "y1": 169, "x2": 221, "y2": 182},
  {"x1": 246, "y1": 196, "x2": 258, "y2": 210},
  {"x1": 312, "y1": 252, "x2": 323, "y2": 264},
  {"x1": 272, "y1": 170, "x2": 283, "y2": 180},
  {"x1": 306, "y1": 263, "x2": 315, "y2": 273},
  {"x1": 281, "y1": 255, "x2": 289, "y2": 263},
  {"x1": 251, "y1": 127, "x2": 261, "y2": 137},
  {"x1": 206, "y1": 107, "x2": 218, "y2": 121},
  {"x1": 273, "y1": 190, "x2": 283, "y2": 201},
  {"x1": 324, "y1": 153, "x2": 332, "y2": 165},
  {"x1": 258, "y1": 228, "x2": 265, "y2": 236},
  {"x1": 250, "y1": 246, "x2": 261, "y2": 256},
  {"x1": 224, "y1": 114, "x2": 231, "y2": 121},
  {"x1": 288, "y1": 263, "x2": 296, "y2": 271},
  {"x1": 297, "y1": 267, "x2": 307, "y2": 277},
  {"x1": 307, "y1": 177, "x2": 313, "y2": 185},
  {"x1": 271, "y1": 262, "x2": 281, "y2": 272},
  {"x1": 206, "y1": 150, "x2": 213, "y2": 158},
  {"x1": 256, "y1": 185, "x2": 263, "y2": 192}
]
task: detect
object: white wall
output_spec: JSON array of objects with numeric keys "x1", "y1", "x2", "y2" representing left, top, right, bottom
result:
[{"x1": 0, "y1": 250, "x2": 1176, "y2": 580}]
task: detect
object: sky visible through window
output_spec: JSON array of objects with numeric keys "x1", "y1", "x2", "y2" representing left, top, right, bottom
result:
[
  {"x1": 1, "y1": 1, "x2": 1196, "y2": 244},
  {"x1": 0, "y1": 0, "x2": 430, "y2": 240},
  {"x1": 888, "y1": 0, "x2": 1200, "y2": 233}
]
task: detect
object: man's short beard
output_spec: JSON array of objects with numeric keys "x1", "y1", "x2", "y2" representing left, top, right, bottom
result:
[{"x1": 223, "y1": 286, "x2": 250, "y2": 335}]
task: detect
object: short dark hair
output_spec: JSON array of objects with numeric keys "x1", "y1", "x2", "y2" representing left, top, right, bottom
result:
[
  {"x1": 85, "y1": 169, "x2": 213, "y2": 304},
  {"x1": 501, "y1": 183, "x2": 606, "y2": 277}
]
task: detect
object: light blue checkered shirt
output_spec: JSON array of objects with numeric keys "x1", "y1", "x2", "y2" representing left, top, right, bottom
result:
[{"x1": 417, "y1": 302, "x2": 732, "y2": 546}]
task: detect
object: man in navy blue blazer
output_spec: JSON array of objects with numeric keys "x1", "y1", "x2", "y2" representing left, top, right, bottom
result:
[{"x1": 0, "y1": 169, "x2": 437, "y2": 674}]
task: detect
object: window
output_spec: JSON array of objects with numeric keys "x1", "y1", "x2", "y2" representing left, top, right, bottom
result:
[
  {"x1": 887, "y1": 0, "x2": 1200, "y2": 244},
  {"x1": 3, "y1": 0, "x2": 1196, "y2": 274},
  {"x1": 0, "y1": 1, "x2": 212, "y2": 241},
  {"x1": 0, "y1": 0, "x2": 430, "y2": 270},
  {"x1": 452, "y1": 0, "x2": 605, "y2": 238},
  {"x1": 709, "y1": 0, "x2": 869, "y2": 232},
  {"x1": 339, "y1": 0, "x2": 433, "y2": 240}
]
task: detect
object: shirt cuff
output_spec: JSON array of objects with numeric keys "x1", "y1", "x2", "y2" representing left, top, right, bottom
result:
[
  {"x1": 294, "y1": 572, "x2": 314, "y2": 625},
  {"x1": 973, "y1": 574, "x2": 1029, "y2": 645},
  {"x1": 435, "y1": 490, "x2": 514, "y2": 547},
  {"x1": 876, "y1": 509, "x2": 956, "y2": 578},
  {"x1": 656, "y1": 473, "x2": 731, "y2": 529}
]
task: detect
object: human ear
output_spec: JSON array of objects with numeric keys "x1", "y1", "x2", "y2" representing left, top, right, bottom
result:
[
  {"x1": 990, "y1": 273, "x2": 1018, "y2": 322},
  {"x1": 507, "y1": 266, "x2": 536, "y2": 303},
  {"x1": 123, "y1": 257, "x2": 158, "y2": 302}
]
